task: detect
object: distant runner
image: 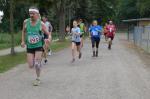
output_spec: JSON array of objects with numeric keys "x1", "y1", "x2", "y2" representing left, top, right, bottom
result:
[
  {"x1": 103, "y1": 22, "x2": 108, "y2": 41},
  {"x1": 78, "y1": 19, "x2": 86, "y2": 48},
  {"x1": 71, "y1": 20, "x2": 82, "y2": 63},
  {"x1": 89, "y1": 20, "x2": 102, "y2": 57},
  {"x1": 106, "y1": 20, "x2": 116, "y2": 50},
  {"x1": 42, "y1": 16, "x2": 53, "y2": 64}
]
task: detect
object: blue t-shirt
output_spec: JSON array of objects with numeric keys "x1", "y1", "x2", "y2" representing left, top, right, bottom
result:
[
  {"x1": 89, "y1": 25, "x2": 102, "y2": 38},
  {"x1": 71, "y1": 27, "x2": 81, "y2": 42}
]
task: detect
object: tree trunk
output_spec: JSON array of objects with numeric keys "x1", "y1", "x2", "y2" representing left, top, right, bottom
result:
[
  {"x1": 10, "y1": 0, "x2": 15, "y2": 55},
  {"x1": 58, "y1": 0, "x2": 66, "y2": 41}
]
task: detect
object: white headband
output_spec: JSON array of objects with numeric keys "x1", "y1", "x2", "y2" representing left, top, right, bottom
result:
[{"x1": 29, "y1": 9, "x2": 39, "y2": 13}]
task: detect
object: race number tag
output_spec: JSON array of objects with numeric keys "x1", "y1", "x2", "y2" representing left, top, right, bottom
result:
[
  {"x1": 28, "y1": 35, "x2": 40, "y2": 44},
  {"x1": 92, "y1": 30, "x2": 98, "y2": 36},
  {"x1": 109, "y1": 28, "x2": 112, "y2": 32}
]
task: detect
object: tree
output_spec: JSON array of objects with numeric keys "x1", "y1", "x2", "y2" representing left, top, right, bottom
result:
[
  {"x1": 47, "y1": 0, "x2": 79, "y2": 40},
  {"x1": 10, "y1": 0, "x2": 15, "y2": 54},
  {"x1": 137, "y1": 0, "x2": 150, "y2": 17}
]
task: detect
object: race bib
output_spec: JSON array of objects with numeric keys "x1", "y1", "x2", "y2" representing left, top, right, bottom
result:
[
  {"x1": 109, "y1": 28, "x2": 112, "y2": 32},
  {"x1": 28, "y1": 35, "x2": 40, "y2": 44},
  {"x1": 92, "y1": 31, "x2": 98, "y2": 36}
]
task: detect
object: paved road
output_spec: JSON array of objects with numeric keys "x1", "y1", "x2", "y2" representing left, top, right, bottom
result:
[{"x1": 0, "y1": 34, "x2": 150, "y2": 99}]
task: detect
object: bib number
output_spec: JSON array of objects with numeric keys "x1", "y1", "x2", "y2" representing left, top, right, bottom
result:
[
  {"x1": 28, "y1": 35, "x2": 40, "y2": 44},
  {"x1": 92, "y1": 31, "x2": 98, "y2": 36},
  {"x1": 109, "y1": 28, "x2": 112, "y2": 32}
]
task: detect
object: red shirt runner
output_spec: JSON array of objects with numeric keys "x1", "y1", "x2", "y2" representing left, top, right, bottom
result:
[{"x1": 106, "y1": 24, "x2": 116, "y2": 37}]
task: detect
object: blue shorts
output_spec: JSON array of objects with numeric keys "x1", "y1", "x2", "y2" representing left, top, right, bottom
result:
[{"x1": 91, "y1": 37, "x2": 100, "y2": 42}]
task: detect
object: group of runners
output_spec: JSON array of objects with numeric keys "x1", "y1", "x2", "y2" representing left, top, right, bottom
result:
[
  {"x1": 70, "y1": 19, "x2": 116, "y2": 61},
  {"x1": 21, "y1": 6, "x2": 116, "y2": 86}
]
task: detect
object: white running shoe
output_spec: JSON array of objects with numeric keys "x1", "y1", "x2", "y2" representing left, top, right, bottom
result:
[
  {"x1": 48, "y1": 50, "x2": 52, "y2": 56},
  {"x1": 33, "y1": 79, "x2": 41, "y2": 86}
]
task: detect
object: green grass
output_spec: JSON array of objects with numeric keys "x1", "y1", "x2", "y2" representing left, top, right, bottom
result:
[
  {"x1": 0, "y1": 40, "x2": 70, "y2": 73},
  {"x1": 0, "y1": 33, "x2": 22, "y2": 50},
  {"x1": 51, "y1": 40, "x2": 70, "y2": 52},
  {"x1": 0, "y1": 32, "x2": 59, "y2": 50},
  {"x1": 0, "y1": 52, "x2": 26, "y2": 73}
]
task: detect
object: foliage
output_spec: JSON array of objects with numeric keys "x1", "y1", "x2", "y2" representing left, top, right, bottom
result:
[{"x1": 0, "y1": 0, "x2": 150, "y2": 33}]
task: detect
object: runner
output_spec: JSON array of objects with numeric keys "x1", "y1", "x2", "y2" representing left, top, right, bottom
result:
[
  {"x1": 78, "y1": 19, "x2": 86, "y2": 48},
  {"x1": 21, "y1": 7, "x2": 51, "y2": 86},
  {"x1": 106, "y1": 20, "x2": 116, "y2": 50},
  {"x1": 42, "y1": 16, "x2": 53, "y2": 64},
  {"x1": 103, "y1": 23, "x2": 108, "y2": 41},
  {"x1": 71, "y1": 20, "x2": 82, "y2": 63},
  {"x1": 89, "y1": 20, "x2": 102, "y2": 57}
]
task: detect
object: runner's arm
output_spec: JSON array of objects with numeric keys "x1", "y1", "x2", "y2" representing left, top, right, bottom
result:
[
  {"x1": 113, "y1": 25, "x2": 116, "y2": 36},
  {"x1": 88, "y1": 28, "x2": 91, "y2": 37},
  {"x1": 21, "y1": 20, "x2": 27, "y2": 48},
  {"x1": 83, "y1": 24, "x2": 87, "y2": 32},
  {"x1": 49, "y1": 22, "x2": 53, "y2": 32},
  {"x1": 75, "y1": 28, "x2": 81, "y2": 35},
  {"x1": 41, "y1": 22, "x2": 52, "y2": 41}
]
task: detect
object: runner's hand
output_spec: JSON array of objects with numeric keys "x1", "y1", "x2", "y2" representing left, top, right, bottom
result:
[
  {"x1": 21, "y1": 42, "x2": 25, "y2": 48},
  {"x1": 44, "y1": 39, "x2": 50, "y2": 44}
]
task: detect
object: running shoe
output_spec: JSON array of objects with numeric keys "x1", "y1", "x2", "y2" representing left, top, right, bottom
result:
[
  {"x1": 48, "y1": 50, "x2": 52, "y2": 56},
  {"x1": 92, "y1": 51, "x2": 96, "y2": 57},
  {"x1": 71, "y1": 58, "x2": 75, "y2": 63},
  {"x1": 79, "y1": 52, "x2": 82, "y2": 59},
  {"x1": 108, "y1": 44, "x2": 111, "y2": 50},
  {"x1": 96, "y1": 51, "x2": 98, "y2": 57},
  {"x1": 44, "y1": 59, "x2": 48, "y2": 64},
  {"x1": 33, "y1": 79, "x2": 41, "y2": 86}
]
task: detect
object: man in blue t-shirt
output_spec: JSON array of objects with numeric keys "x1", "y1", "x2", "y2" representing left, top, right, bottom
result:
[{"x1": 89, "y1": 20, "x2": 102, "y2": 57}]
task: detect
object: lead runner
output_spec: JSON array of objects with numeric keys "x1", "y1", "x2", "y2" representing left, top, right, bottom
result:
[{"x1": 21, "y1": 6, "x2": 51, "y2": 86}]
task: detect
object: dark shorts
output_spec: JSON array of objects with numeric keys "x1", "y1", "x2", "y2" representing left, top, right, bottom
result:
[
  {"x1": 107, "y1": 36, "x2": 114, "y2": 40},
  {"x1": 104, "y1": 32, "x2": 107, "y2": 36},
  {"x1": 44, "y1": 34, "x2": 48, "y2": 39},
  {"x1": 72, "y1": 41, "x2": 81, "y2": 46},
  {"x1": 91, "y1": 37, "x2": 100, "y2": 42},
  {"x1": 27, "y1": 47, "x2": 44, "y2": 54}
]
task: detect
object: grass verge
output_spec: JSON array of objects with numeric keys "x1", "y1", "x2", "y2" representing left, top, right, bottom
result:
[
  {"x1": 0, "y1": 40, "x2": 70, "y2": 73},
  {"x1": 0, "y1": 32, "x2": 59, "y2": 50}
]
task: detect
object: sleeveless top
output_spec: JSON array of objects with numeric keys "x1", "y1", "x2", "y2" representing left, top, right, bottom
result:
[{"x1": 26, "y1": 18, "x2": 43, "y2": 49}]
